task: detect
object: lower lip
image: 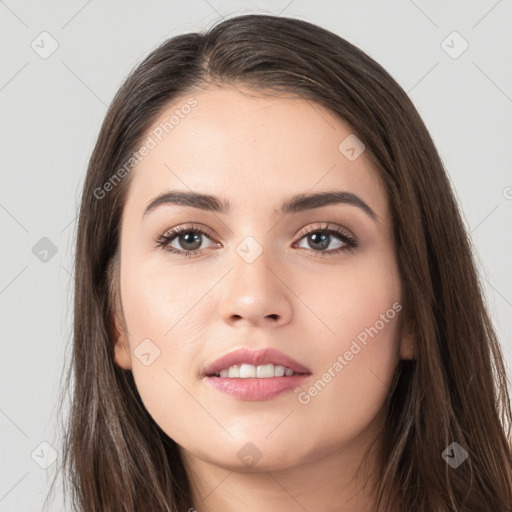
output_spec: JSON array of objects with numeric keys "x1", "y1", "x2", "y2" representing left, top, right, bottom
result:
[{"x1": 204, "y1": 375, "x2": 310, "y2": 400}]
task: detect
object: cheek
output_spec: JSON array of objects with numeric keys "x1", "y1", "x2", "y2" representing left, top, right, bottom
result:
[
  {"x1": 119, "y1": 255, "x2": 216, "y2": 403},
  {"x1": 295, "y1": 249, "x2": 402, "y2": 352},
  {"x1": 291, "y1": 252, "x2": 402, "y2": 425},
  {"x1": 293, "y1": 302, "x2": 402, "y2": 453},
  {"x1": 121, "y1": 253, "x2": 214, "y2": 342}
]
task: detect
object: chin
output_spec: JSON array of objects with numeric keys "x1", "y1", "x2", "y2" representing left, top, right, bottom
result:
[
  {"x1": 214, "y1": 453, "x2": 300, "y2": 473},
  {"x1": 195, "y1": 437, "x2": 310, "y2": 473}
]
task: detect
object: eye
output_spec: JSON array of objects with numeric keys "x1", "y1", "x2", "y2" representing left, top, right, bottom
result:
[
  {"x1": 294, "y1": 223, "x2": 358, "y2": 257},
  {"x1": 156, "y1": 224, "x2": 218, "y2": 258},
  {"x1": 156, "y1": 222, "x2": 358, "y2": 258}
]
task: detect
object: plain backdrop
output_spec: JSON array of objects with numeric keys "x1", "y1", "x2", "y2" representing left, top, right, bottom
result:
[{"x1": 1, "y1": 1, "x2": 511, "y2": 510}]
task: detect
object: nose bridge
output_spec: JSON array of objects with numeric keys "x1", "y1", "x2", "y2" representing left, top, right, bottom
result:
[
  {"x1": 231, "y1": 233, "x2": 279, "y2": 296},
  {"x1": 219, "y1": 233, "x2": 292, "y2": 326}
]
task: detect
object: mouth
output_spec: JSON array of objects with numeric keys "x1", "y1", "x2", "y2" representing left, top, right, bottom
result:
[
  {"x1": 201, "y1": 347, "x2": 311, "y2": 400},
  {"x1": 210, "y1": 363, "x2": 301, "y2": 378}
]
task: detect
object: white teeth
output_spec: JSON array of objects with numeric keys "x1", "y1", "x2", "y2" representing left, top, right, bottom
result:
[
  {"x1": 227, "y1": 366, "x2": 240, "y2": 378},
  {"x1": 239, "y1": 364, "x2": 256, "y2": 378},
  {"x1": 256, "y1": 364, "x2": 274, "y2": 378},
  {"x1": 215, "y1": 363, "x2": 297, "y2": 378},
  {"x1": 274, "y1": 365, "x2": 285, "y2": 377}
]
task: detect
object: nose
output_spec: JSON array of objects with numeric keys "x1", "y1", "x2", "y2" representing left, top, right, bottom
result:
[{"x1": 219, "y1": 247, "x2": 293, "y2": 328}]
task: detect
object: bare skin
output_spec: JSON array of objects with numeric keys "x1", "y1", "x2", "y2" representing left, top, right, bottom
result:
[{"x1": 112, "y1": 84, "x2": 415, "y2": 512}]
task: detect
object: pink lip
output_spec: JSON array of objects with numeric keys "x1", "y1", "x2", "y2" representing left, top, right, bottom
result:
[
  {"x1": 201, "y1": 347, "x2": 311, "y2": 377},
  {"x1": 201, "y1": 348, "x2": 311, "y2": 401},
  {"x1": 205, "y1": 374, "x2": 310, "y2": 400}
]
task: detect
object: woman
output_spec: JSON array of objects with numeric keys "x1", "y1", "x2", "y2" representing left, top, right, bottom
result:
[{"x1": 49, "y1": 13, "x2": 512, "y2": 512}]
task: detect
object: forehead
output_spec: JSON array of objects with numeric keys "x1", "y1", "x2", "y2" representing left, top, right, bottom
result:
[{"x1": 123, "y1": 85, "x2": 388, "y2": 221}]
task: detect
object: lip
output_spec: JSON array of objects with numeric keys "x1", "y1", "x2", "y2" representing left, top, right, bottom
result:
[
  {"x1": 205, "y1": 374, "x2": 310, "y2": 400},
  {"x1": 201, "y1": 347, "x2": 311, "y2": 401},
  {"x1": 201, "y1": 347, "x2": 311, "y2": 377}
]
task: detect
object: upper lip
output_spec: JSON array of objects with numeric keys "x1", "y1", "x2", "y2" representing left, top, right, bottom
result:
[{"x1": 202, "y1": 347, "x2": 311, "y2": 377}]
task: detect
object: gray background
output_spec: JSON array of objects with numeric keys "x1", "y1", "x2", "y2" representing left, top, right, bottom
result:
[{"x1": 1, "y1": 1, "x2": 511, "y2": 510}]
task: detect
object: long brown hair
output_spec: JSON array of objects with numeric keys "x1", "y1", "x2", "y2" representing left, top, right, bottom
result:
[{"x1": 46, "y1": 13, "x2": 512, "y2": 512}]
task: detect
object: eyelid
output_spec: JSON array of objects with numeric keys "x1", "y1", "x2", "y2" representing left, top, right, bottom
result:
[
  {"x1": 296, "y1": 222, "x2": 354, "y2": 239},
  {"x1": 158, "y1": 223, "x2": 354, "y2": 243},
  {"x1": 161, "y1": 223, "x2": 216, "y2": 239}
]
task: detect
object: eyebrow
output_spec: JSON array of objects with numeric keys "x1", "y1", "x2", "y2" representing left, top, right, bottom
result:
[{"x1": 143, "y1": 189, "x2": 378, "y2": 222}]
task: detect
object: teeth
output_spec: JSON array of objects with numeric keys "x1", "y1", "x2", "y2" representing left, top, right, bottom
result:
[
  {"x1": 227, "y1": 366, "x2": 239, "y2": 378},
  {"x1": 240, "y1": 364, "x2": 256, "y2": 378},
  {"x1": 274, "y1": 365, "x2": 285, "y2": 377},
  {"x1": 257, "y1": 364, "x2": 274, "y2": 378},
  {"x1": 216, "y1": 364, "x2": 297, "y2": 378}
]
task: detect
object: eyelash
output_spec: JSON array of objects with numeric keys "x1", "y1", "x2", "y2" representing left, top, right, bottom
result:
[{"x1": 155, "y1": 223, "x2": 358, "y2": 259}]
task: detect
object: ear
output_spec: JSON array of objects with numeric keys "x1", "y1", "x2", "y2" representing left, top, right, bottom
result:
[
  {"x1": 107, "y1": 253, "x2": 132, "y2": 370},
  {"x1": 111, "y1": 309, "x2": 132, "y2": 370},
  {"x1": 399, "y1": 314, "x2": 416, "y2": 360}
]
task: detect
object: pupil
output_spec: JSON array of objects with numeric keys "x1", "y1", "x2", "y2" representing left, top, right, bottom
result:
[
  {"x1": 181, "y1": 232, "x2": 201, "y2": 250},
  {"x1": 309, "y1": 232, "x2": 329, "y2": 250}
]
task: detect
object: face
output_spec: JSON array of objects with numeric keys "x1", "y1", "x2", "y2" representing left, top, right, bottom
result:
[{"x1": 112, "y1": 84, "x2": 413, "y2": 473}]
